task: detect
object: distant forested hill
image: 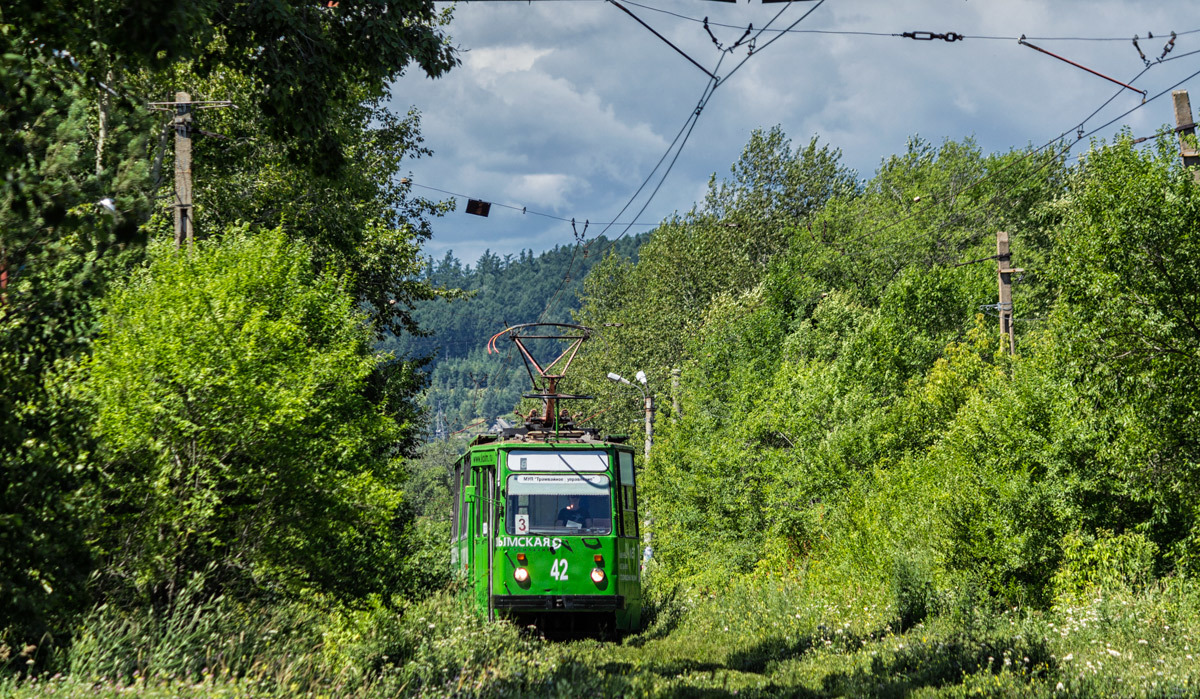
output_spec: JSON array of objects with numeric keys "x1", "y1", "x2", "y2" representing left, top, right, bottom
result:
[{"x1": 379, "y1": 235, "x2": 645, "y2": 432}]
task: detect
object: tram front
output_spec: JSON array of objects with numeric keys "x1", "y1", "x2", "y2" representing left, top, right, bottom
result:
[{"x1": 490, "y1": 447, "x2": 642, "y2": 632}]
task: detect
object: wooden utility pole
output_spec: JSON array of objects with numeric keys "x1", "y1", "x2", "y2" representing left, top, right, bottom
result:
[
  {"x1": 1173, "y1": 90, "x2": 1200, "y2": 182},
  {"x1": 996, "y1": 231, "x2": 1022, "y2": 356},
  {"x1": 173, "y1": 92, "x2": 193, "y2": 250}
]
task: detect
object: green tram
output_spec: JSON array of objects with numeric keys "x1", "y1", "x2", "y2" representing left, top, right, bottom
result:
[{"x1": 450, "y1": 324, "x2": 643, "y2": 634}]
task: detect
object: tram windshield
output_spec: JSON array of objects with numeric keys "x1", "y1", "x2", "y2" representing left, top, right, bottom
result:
[{"x1": 506, "y1": 474, "x2": 611, "y2": 536}]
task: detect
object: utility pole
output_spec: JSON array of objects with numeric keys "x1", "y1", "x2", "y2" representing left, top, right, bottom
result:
[
  {"x1": 1173, "y1": 90, "x2": 1200, "y2": 182},
  {"x1": 996, "y1": 231, "x2": 1022, "y2": 356},
  {"x1": 149, "y1": 94, "x2": 234, "y2": 251},
  {"x1": 173, "y1": 92, "x2": 193, "y2": 250}
]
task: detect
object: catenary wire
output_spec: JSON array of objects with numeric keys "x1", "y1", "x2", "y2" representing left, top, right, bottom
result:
[
  {"x1": 594, "y1": 0, "x2": 828, "y2": 258},
  {"x1": 827, "y1": 59, "x2": 1200, "y2": 269},
  {"x1": 463, "y1": 5, "x2": 1198, "y2": 395},
  {"x1": 404, "y1": 181, "x2": 659, "y2": 227},
  {"x1": 615, "y1": 2, "x2": 1200, "y2": 43},
  {"x1": 445, "y1": 12, "x2": 1198, "y2": 431},
  {"x1": 719, "y1": 0, "x2": 827, "y2": 86}
]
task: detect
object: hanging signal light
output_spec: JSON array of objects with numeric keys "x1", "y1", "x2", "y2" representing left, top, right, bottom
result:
[{"x1": 466, "y1": 199, "x2": 491, "y2": 217}]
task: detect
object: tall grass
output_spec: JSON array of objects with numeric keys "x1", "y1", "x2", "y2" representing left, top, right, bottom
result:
[{"x1": 6, "y1": 572, "x2": 1200, "y2": 697}]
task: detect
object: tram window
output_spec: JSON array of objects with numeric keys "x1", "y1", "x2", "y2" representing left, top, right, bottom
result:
[
  {"x1": 618, "y1": 452, "x2": 638, "y2": 539},
  {"x1": 505, "y1": 474, "x2": 611, "y2": 535},
  {"x1": 474, "y1": 469, "x2": 482, "y2": 538},
  {"x1": 614, "y1": 485, "x2": 625, "y2": 537},
  {"x1": 624, "y1": 484, "x2": 638, "y2": 539}
]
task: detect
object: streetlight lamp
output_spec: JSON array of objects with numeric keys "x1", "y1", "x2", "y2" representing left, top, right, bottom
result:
[{"x1": 606, "y1": 371, "x2": 654, "y2": 461}]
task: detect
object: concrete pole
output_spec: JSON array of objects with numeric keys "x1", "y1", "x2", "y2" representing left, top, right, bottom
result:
[{"x1": 173, "y1": 92, "x2": 193, "y2": 250}]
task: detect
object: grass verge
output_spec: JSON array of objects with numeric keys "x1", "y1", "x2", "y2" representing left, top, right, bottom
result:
[{"x1": 4, "y1": 575, "x2": 1199, "y2": 697}]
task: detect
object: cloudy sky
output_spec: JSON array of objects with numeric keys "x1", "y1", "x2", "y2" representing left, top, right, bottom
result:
[{"x1": 390, "y1": 1, "x2": 1200, "y2": 265}]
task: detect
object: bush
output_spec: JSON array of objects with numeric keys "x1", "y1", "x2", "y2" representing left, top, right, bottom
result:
[
  {"x1": 1052, "y1": 529, "x2": 1158, "y2": 602},
  {"x1": 80, "y1": 228, "x2": 412, "y2": 603}
]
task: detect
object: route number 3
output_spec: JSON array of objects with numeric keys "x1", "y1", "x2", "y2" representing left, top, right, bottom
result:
[{"x1": 550, "y1": 559, "x2": 570, "y2": 580}]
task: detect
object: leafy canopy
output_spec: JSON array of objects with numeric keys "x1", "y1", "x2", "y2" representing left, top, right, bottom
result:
[{"x1": 81, "y1": 229, "x2": 414, "y2": 601}]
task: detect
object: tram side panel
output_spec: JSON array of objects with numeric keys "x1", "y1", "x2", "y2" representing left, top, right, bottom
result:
[{"x1": 615, "y1": 450, "x2": 643, "y2": 629}]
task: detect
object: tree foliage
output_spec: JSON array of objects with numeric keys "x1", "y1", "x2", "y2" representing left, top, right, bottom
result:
[
  {"x1": 81, "y1": 230, "x2": 414, "y2": 602},
  {"x1": 1, "y1": 0, "x2": 457, "y2": 643},
  {"x1": 567, "y1": 126, "x2": 1200, "y2": 608},
  {"x1": 4, "y1": 0, "x2": 456, "y2": 167},
  {"x1": 379, "y1": 237, "x2": 644, "y2": 430},
  {"x1": 570, "y1": 129, "x2": 860, "y2": 438}
]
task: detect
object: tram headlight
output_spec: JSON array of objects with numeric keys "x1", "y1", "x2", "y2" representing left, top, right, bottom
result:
[
  {"x1": 590, "y1": 568, "x2": 605, "y2": 584},
  {"x1": 514, "y1": 567, "x2": 530, "y2": 583}
]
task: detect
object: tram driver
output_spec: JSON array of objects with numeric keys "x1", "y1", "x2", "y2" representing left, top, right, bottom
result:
[{"x1": 556, "y1": 494, "x2": 593, "y2": 530}]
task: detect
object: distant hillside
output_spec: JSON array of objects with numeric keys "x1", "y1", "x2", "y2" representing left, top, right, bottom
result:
[{"x1": 379, "y1": 235, "x2": 645, "y2": 433}]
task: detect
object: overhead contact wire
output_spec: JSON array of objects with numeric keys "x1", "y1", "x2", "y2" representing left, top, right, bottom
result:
[
  {"x1": 837, "y1": 59, "x2": 1200, "y2": 262},
  {"x1": 615, "y1": 2, "x2": 1200, "y2": 44},
  {"x1": 597, "y1": 0, "x2": 828, "y2": 259}
]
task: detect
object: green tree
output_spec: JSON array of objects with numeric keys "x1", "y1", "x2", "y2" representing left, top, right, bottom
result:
[
  {"x1": 4, "y1": 0, "x2": 456, "y2": 168},
  {"x1": 613, "y1": 135, "x2": 1068, "y2": 591},
  {"x1": 81, "y1": 229, "x2": 412, "y2": 602},
  {"x1": 1, "y1": 0, "x2": 458, "y2": 640},
  {"x1": 0, "y1": 47, "x2": 155, "y2": 641},
  {"x1": 571, "y1": 128, "x2": 859, "y2": 443},
  {"x1": 1048, "y1": 133, "x2": 1200, "y2": 572}
]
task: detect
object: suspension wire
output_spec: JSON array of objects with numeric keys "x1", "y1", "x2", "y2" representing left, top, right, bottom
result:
[
  {"x1": 825, "y1": 59, "x2": 1200, "y2": 270},
  {"x1": 615, "y1": 1, "x2": 1200, "y2": 44},
  {"x1": 403, "y1": 180, "x2": 658, "y2": 227},
  {"x1": 718, "y1": 0, "x2": 827, "y2": 87},
  {"x1": 609, "y1": 0, "x2": 717, "y2": 79},
  {"x1": 590, "y1": 0, "x2": 827, "y2": 260},
  {"x1": 538, "y1": 71, "x2": 721, "y2": 323},
  {"x1": 1073, "y1": 65, "x2": 1154, "y2": 134},
  {"x1": 601, "y1": 64, "x2": 723, "y2": 251},
  {"x1": 536, "y1": 52, "x2": 728, "y2": 324}
]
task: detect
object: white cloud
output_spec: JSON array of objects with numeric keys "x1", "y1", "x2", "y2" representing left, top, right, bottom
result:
[
  {"x1": 465, "y1": 45, "x2": 551, "y2": 76},
  {"x1": 395, "y1": 0, "x2": 1200, "y2": 263},
  {"x1": 505, "y1": 173, "x2": 581, "y2": 210}
]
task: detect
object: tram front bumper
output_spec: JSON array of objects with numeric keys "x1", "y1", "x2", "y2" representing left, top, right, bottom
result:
[{"x1": 492, "y1": 594, "x2": 625, "y2": 611}]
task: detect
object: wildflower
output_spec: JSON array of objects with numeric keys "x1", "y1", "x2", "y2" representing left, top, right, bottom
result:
[
  {"x1": 1107, "y1": 649, "x2": 1121, "y2": 657},
  {"x1": 1056, "y1": 682, "x2": 1065, "y2": 691},
  {"x1": 1063, "y1": 653, "x2": 1074, "y2": 661}
]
